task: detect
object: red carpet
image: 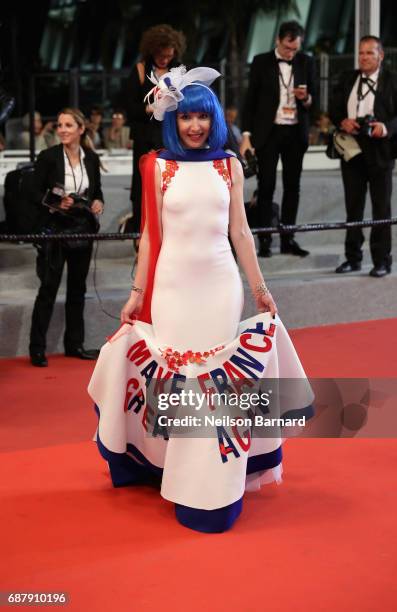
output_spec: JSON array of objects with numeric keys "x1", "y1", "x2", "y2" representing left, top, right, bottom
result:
[{"x1": 1, "y1": 319, "x2": 397, "y2": 611}]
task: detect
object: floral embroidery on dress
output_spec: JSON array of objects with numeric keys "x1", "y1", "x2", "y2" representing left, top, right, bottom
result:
[
  {"x1": 213, "y1": 159, "x2": 231, "y2": 189},
  {"x1": 161, "y1": 160, "x2": 179, "y2": 193},
  {"x1": 160, "y1": 345, "x2": 225, "y2": 373}
]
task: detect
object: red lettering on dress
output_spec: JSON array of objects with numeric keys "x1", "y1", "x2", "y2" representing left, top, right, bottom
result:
[
  {"x1": 232, "y1": 425, "x2": 251, "y2": 451},
  {"x1": 240, "y1": 333, "x2": 272, "y2": 353},
  {"x1": 223, "y1": 361, "x2": 254, "y2": 394},
  {"x1": 126, "y1": 339, "x2": 151, "y2": 365},
  {"x1": 124, "y1": 377, "x2": 139, "y2": 412},
  {"x1": 197, "y1": 372, "x2": 216, "y2": 409},
  {"x1": 265, "y1": 323, "x2": 276, "y2": 337},
  {"x1": 153, "y1": 367, "x2": 173, "y2": 396}
]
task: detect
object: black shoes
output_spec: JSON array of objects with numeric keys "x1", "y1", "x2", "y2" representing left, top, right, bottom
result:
[
  {"x1": 280, "y1": 239, "x2": 310, "y2": 257},
  {"x1": 30, "y1": 346, "x2": 99, "y2": 365},
  {"x1": 336, "y1": 261, "x2": 391, "y2": 277},
  {"x1": 335, "y1": 261, "x2": 362, "y2": 274},
  {"x1": 30, "y1": 352, "x2": 48, "y2": 367},
  {"x1": 65, "y1": 346, "x2": 100, "y2": 360},
  {"x1": 369, "y1": 264, "x2": 391, "y2": 278},
  {"x1": 257, "y1": 239, "x2": 309, "y2": 257}
]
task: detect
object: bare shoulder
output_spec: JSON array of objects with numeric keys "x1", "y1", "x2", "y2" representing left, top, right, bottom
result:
[{"x1": 229, "y1": 156, "x2": 244, "y2": 181}]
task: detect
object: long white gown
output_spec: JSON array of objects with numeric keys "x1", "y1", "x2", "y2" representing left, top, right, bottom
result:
[{"x1": 88, "y1": 155, "x2": 313, "y2": 528}]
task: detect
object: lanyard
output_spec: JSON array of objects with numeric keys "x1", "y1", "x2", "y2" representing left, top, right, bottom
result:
[
  {"x1": 278, "y1": 66, "x2": 294, "y2": 105},
  {"x1": 64, "y1": 148, "x2": 84, "y2": 194}
]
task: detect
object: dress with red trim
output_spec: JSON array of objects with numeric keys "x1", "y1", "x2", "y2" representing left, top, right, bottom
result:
[{"x1": 88, "y1": 148, "x2": 314, "y2": 533}]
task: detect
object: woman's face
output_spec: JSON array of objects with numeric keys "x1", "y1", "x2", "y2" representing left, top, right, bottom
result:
[
  {"x1": 57, "y1": 113, "x2": 84, "y2": 146},
  {"x1": 176, "y1": 111, "x2": 211, "y2": 149},
  {"x1": 153, "y1": 46, "x2": 175, "y2": 69}
]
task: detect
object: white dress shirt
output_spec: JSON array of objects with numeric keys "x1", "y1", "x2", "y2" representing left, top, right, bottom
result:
[
  {"x1": 347, "y1": 69, "x2": 379, "y2": 119},
  {"x1": 63, "y1": 146, "x2": 89, "y2": 195},
  {"x1": 274, "y1": 49, "x2": 298, "y2": 125}
]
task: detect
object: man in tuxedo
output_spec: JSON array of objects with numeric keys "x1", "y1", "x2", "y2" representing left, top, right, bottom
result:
[
  {"x1": 330, "y1": 36, "x2": 397, "y2": 277},
  {"x1": 240, "y1": 20, "x2": 315, "y2": 257}
]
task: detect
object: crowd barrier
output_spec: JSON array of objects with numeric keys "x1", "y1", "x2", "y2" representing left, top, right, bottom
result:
[{"x1": 1, "y1": 218, "x2": 397, "y2": 243}]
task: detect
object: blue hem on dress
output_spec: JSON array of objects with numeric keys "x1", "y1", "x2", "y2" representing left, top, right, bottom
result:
[
  {"x1": 94, "y1": 403, "x2": 303, "y2": 533},
  {"x1": 175, "y1": 497, "x2": 243, "y2": 533}
]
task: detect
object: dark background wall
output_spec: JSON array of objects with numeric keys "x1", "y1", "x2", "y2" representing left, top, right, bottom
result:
[{"x1": 1, "y1": 0, "x2": 396, "y2": 118}]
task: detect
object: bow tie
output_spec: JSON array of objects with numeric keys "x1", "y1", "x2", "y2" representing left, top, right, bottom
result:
[
  {"x1": 277, "y1": 58, "x2": 292, "y2": 65},
  {"x1": 361, "y1": 75, "x2": 375, "y2": 85}
]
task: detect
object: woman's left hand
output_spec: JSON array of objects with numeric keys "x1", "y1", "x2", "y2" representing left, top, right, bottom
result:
[
  {"x1": 91, "y1": 199, "x2": 104, "y2": 215},
  {"x1": 255, "y1": 292, "x2": 278, "y2": 317}
]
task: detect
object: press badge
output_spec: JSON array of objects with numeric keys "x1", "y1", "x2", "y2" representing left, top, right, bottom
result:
[{"x1": 281, "y1": 106, "x2": 296, "y2": 120}]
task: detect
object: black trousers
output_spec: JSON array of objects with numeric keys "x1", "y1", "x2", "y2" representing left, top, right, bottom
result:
[
  {"x1": 29, "y1": 242, "x2": 93, "y2": 353},
  {"x1": 256, "y1": 124, "x2": 306, "y2": 246},
  {"x1": 341, "y1": 154, "x2": 392, "y2": 267}
]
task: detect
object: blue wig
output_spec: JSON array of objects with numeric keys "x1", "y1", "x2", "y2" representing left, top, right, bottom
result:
[{"x1": 162, "y1": 84, "x2": 228, "y2": 157}]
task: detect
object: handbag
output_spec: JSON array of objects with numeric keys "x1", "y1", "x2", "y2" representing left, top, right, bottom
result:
[
  {"x1": 326, "y1": 129, "x2": 342, "y2": 160},
  {"x1": 57, "y1": 207, "x2": 99, "y2": 250},
  {"x1": 42, "y1": 189, "x2": 100, "y2": 249}
]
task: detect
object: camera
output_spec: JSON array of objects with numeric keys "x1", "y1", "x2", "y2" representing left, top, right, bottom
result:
[
  {"x1": 42, "y1": 186, "x2": 92, "y2": 216},
  {"x1": 242, "y1": 149, "x2": 258, "y2": 178},
  {"x1": 69, "y1": 192, "x2": 91, "y2": 209},
  {"x1": 356, "y1": 114, "x2": 376, "y2": 137}
]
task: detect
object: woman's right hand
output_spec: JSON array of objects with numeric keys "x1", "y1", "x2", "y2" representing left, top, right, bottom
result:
[
  {"x1": 59, "y1": 196, "x2": 74, "y2": 210},
  {"x1": 255, "y1": 291, "x2": 278, "y2": 317},
  {"x1": 120, "y1": 292, "x2": 143, "y2": 325}
]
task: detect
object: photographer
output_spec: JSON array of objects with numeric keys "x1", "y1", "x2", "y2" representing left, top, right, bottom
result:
[
  {"x1": 240, "y1": 20, "x2": 315, "y2": 258},
  {"x1": 330, "y1": 36, "x2": 397, "y2": 277},
  {"x1": 29, "y1": 108, "x2": 104, "y2": 367}
]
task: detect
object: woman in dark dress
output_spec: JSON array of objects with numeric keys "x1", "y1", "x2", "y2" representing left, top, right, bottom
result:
[{"x1": 125, "y1": 24, "x2": 186, "y2": 246}]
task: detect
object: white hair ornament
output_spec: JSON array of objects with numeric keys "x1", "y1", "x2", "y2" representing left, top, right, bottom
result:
[{"x1": 144, "y1": 65, "x2": 221, "y2": 121}]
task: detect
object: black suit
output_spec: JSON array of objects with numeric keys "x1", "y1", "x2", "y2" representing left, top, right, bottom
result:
[
  {"x1": 242, "y1": 50, "x2": 316, "y2": 245},
  {"x1": 29, "y1": 144, "x2": 104, "y2": 354},
  {"x1": 330, "y1": 68, "x2": 397, "y2": 268}
]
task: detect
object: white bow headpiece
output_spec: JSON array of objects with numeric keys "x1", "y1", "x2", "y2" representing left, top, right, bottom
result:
[{"x1": 144, "y1": 65, "x2": 221, "y2": 121}]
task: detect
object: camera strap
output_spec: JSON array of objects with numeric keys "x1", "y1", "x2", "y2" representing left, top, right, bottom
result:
[{"x1": 356, "y1": 75, "x2": 377, "y2": 115}]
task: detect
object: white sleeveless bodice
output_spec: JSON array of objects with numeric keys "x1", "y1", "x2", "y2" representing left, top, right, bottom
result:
[{"x1": 151, "y1": 158, "x2": 244, "y2": 352}]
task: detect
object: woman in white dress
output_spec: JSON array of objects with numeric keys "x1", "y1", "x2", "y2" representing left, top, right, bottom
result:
[
  {"x1": 121, "y1": 68, "x2": 277, "y2": 528},
  {"x1": 122, "y1": 68, "x2": 276, "y2": 359},
  {"x1": 89, "y1": 67, "x2": 312, "y2": 533}
]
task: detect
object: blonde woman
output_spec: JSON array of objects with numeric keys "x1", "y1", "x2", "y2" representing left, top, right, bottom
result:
[{"x1": 29, "y1": 108, "x2": 104, "y2": 366}]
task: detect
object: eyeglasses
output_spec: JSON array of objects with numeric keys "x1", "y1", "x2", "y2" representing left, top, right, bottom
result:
[
  {"x1": 112, "y1": 114, "x2": 124, "y2": 119},
  {"x1": 278, "y1": 40, "x2": 300, "y2": 54}
]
